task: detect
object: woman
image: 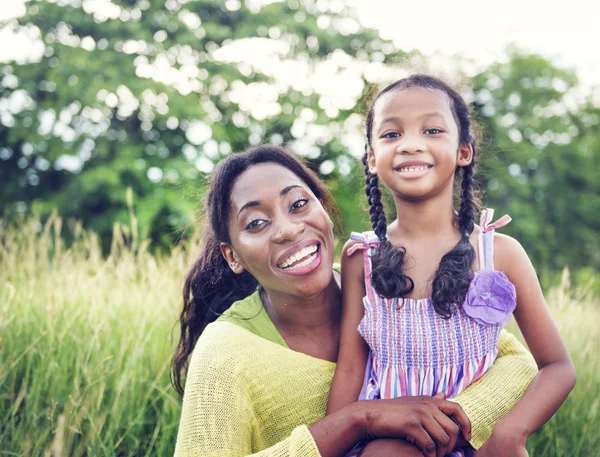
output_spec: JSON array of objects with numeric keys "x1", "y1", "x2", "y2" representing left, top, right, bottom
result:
[{"x1": 172, "y1": 145, "x2": 537, "y2": 457}]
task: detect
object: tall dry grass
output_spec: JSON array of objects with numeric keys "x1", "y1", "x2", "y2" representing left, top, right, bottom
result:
[{"x1": 0, "y1": 216, "x2": 598, "y2": 456}]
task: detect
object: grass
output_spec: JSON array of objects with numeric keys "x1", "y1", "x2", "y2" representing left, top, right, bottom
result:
[{"x1": 0, "y1": 216, "x2": 598, "y2": 456}]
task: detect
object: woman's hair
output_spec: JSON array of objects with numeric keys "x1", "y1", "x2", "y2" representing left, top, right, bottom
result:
[
  {"x1": 363, "y1": 74, "x2": 479, "y2": 318},
  {"x1": 172, "y1": 144, "x2": 340, "y2": 396}
]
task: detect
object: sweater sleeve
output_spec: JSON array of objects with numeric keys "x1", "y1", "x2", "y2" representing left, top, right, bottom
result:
[
  {"x1": 174, "y1": 327, "x2": 322, "y2": 457},
  {"x1": 452, "y1": 329, "x2": 537, "y2": 449}
]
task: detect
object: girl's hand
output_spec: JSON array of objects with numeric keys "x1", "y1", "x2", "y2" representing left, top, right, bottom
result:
[
  {"x1": 359, "y1": 395, "x2": 471, "y2": 457},
  {"x1": 360, "y1": 439, "x2": 424, "y2": 457}
]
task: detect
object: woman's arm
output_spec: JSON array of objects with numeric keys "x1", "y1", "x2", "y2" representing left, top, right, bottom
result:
[
  {"x1": 473, "y1": 235, "x2": 575, "y2": 456},
  {"x1": 174, "y1": 329, "x2": 323, "y2": 457},
  {"x1": 327, "y1": 240, "x2": 370, "y2": 415},
  {"x1": 176, "y1": 341, "x2": 471, "y2": 457}
]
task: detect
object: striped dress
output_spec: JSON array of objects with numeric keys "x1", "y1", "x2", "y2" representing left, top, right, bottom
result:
[{"x1": 348, "y1": 210, "x2": 516, "y2": 456}]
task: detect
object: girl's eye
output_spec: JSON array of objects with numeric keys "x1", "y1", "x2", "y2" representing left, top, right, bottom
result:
[
  {"x1": 245, "y1": 219, "x2": 266, "y2": 230},
  {"x1": 291, "y1": 199, "x2": 308, "y2": 211},
  {"x1": 382, "y1": 131, "x2": 401, "y2": 139},
  {"x1": 425, "y1": 128, "x2": 443, "y2": 135}
]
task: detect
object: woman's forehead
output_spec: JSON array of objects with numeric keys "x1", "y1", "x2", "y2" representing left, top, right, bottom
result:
[{"x1": 229, "y1": 163, "x2": 308, "y2": 211}]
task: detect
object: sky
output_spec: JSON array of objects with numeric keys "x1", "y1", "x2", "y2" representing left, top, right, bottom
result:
[
  {"x1": 1, "y1": 0, "x2": 599, "y2": 87},
  {"x1": 352, "y1": 0, "x2": 600, "y2": 87}
]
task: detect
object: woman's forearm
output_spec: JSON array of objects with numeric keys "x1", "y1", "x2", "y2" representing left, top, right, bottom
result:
[{"x1": 310, "y1": 403, "x2": 365, "y2": 457}]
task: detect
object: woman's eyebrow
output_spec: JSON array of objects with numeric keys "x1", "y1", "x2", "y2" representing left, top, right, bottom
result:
[
  {"x1": 237, "y1": 185, "x2": 303, "y2": 216},
  {"x1": 280, "y1": 185, "x2": 302, "y2": 196},
  {"x1": 237, "y1": 200, "x2": 260, "y2": 216}
]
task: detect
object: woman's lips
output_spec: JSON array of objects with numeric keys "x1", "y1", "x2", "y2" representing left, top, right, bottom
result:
[{"x1": 277, "y1": 243, "x2": 322, "y2": 277}]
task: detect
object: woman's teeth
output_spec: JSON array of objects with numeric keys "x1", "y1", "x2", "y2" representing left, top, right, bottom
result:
[{"x1": 279, "y1": 245, "x2": 319, "y2": 269}]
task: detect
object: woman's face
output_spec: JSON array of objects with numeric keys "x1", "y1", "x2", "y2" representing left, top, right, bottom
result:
[{"x1": 221, "y1": 162, "x2": 335, "y2": 300}]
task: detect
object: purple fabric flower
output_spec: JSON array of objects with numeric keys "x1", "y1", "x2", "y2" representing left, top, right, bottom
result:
[{"x1": 463, "y1": 270, "x2": 516, "y2": 326}]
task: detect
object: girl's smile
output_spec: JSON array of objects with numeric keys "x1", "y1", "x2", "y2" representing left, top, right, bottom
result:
[{"x1": 393, "y1": 159, "x2": 434, "y2": 179}]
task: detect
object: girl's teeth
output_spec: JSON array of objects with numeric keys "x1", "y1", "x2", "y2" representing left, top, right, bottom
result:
[{"x1": 400, "y1": 165, "x2": 429, "y2": 172}]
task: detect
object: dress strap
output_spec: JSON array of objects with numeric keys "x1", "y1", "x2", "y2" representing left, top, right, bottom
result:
[
  {"x1": 347, "y1": 232, "x2": 380, "y2": 303},
  {"x1": 478, "y1": 209, "x2": 511, "y2": 270},
  {"x1": 347, "y1": 231, "x2": 379, "y2": 256}
]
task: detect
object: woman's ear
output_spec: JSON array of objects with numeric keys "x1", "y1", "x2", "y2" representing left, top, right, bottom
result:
[
  {"x1": 220, "y1": 243, "x2": 245, "y2": 274},
  {"x1": 457, "y1": 143, "x2": 474, "y2": 167}
]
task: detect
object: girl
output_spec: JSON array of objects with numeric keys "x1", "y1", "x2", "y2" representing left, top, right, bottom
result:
[{"x1": 327, "y1": 75, "x2": 575, "y2": 457}]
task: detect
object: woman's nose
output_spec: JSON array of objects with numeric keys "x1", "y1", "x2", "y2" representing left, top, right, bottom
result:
[{"x1": 272, "y1": 217, "x2": 305, "y2": 243}]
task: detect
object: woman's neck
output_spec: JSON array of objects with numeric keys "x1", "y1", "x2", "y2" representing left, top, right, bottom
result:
[{"x1": 261, "y1": 278, "x2": 341, "y2": 333}]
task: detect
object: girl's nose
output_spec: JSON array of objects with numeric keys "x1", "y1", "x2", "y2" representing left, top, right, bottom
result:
[
  {"x1": 272, "y1": 217, "x2": 305, "y2": 243},
  {"x1": 397, "y1": 133, "x2": 425, "y2": 154}
]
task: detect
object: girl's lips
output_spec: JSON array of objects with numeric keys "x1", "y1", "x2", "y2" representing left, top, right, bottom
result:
[
  {"x1": 394, "y1": 163, "x2": 433, "y2": 179},
  {"x1": 278, "y1": 244, "x2": 322, "y2": 277}
]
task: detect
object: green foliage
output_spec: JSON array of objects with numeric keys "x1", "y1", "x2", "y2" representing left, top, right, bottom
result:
[
  {"x1": 471, "y1": 51, "x2": 600, "y2": 271},
  {"x1": 0, "y1": 2, "x2": 597, "y2": 271},
  {"x1": 0, "y1": 0, "x2": 402, "y2": 252}
]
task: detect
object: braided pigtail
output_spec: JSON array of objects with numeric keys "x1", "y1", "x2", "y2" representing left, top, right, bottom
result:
[
  {"x1": 430, "y1": 143, "x2": 478, "y2": 317},
  {"x1": 362, "y1": 152, "x2": 414, "y2": 298}
]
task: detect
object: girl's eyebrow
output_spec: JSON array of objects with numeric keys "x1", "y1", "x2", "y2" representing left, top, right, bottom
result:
[
  {"x1": 418, "y1": 112, "x2": 446, "y2": 121},
  {"x1": 378, "y1": 112, "x2": 446, "y2": 127},
  {"x1": 237, "y1": 185, "x2": 303, "y2": 216}
]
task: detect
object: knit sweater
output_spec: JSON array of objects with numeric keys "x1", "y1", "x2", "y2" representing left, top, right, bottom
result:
[{"x1": 174, "y1": 291, "x2": 537, "y2": 457}]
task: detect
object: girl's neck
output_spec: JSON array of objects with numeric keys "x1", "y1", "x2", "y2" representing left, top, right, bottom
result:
[
  {"x1": 390, "y1": 192, "x2": 458, "y2": 240},
  {"x1": 261, "y1": 278, "x2": 341, "y2": 332}
]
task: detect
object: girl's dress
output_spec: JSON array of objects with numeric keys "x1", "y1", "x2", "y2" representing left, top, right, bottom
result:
[{"x1": 348, "y1": 209, "x2": 517, "y2": 457}]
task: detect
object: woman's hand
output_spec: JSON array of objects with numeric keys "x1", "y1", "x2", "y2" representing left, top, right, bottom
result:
[{"x1": 359, "y1": 395, "x2": 471, "y2": 457}]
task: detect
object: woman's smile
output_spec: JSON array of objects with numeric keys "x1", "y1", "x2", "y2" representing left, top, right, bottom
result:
[{"x1": 277, "y1": 241, "x2": 322, "y2": 276}]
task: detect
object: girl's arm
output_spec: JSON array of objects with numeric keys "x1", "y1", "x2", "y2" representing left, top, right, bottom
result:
[
  {"x1": 477, "y1": 234, "x2": 576, "y2": 454},
  {"x1": 326, "y1": 240, "x2": 370, "y2": 415}
]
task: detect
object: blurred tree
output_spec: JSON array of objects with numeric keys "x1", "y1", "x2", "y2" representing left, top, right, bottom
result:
[
  {"x1": 1, "y1": 4, "x2": 598, "y2": 272},
  {"x1": 0, "y1": 0, "x2": 405, "y2": 251},
  {"x1": 471, "y1": 50, "x2": 600, "y2": 271}
]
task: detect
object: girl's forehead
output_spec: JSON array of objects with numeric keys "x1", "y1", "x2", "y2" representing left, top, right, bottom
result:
[{"x1": 374, "y1": 87, "x2": 454, "y2": 120}]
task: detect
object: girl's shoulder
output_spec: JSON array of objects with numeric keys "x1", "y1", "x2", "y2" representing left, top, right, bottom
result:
[
  {"x1": 491, "y1": 232, "x2": 528, "y2": 275},
  {"x1": 343, "y1": 231, "x2": 379, "y2": 256}
]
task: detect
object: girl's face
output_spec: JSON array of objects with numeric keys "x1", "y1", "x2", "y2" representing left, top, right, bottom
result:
[
  {"x1": 368, "y1": 87, "x2": 472, "y2": 202},
  {"x1": 221, "y1": 162, "x2": 335, "y2": 300}
]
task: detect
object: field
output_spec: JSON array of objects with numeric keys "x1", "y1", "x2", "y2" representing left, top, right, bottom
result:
[{"x1": 1, "y1": 217, "x2": 598, "y2": 456}]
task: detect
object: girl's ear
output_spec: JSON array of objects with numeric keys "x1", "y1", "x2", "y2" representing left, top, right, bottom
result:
[
  {"x1": 457, "y1": 143, "x2": 474, "y2": 167},
  {"x1": 367, "y1": 148, "x2": 378, "y2": 175},
  {"x1": 220, "y1": 243, "x2": 245, "y2": 274}
]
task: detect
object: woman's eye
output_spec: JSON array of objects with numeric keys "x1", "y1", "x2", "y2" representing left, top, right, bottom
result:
[
  {"x1": 245, "y1": 219, "x2": 266, "y2": 230},
  {"x1": 382, "y1": 131, "x2": 401, "y2": 139},
  {"x1": 291, "y1": 199, "x2": 308, "y2": 211},
  {"x1": 425, "y1": 128, "x2": 443, "y2": 135}
]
